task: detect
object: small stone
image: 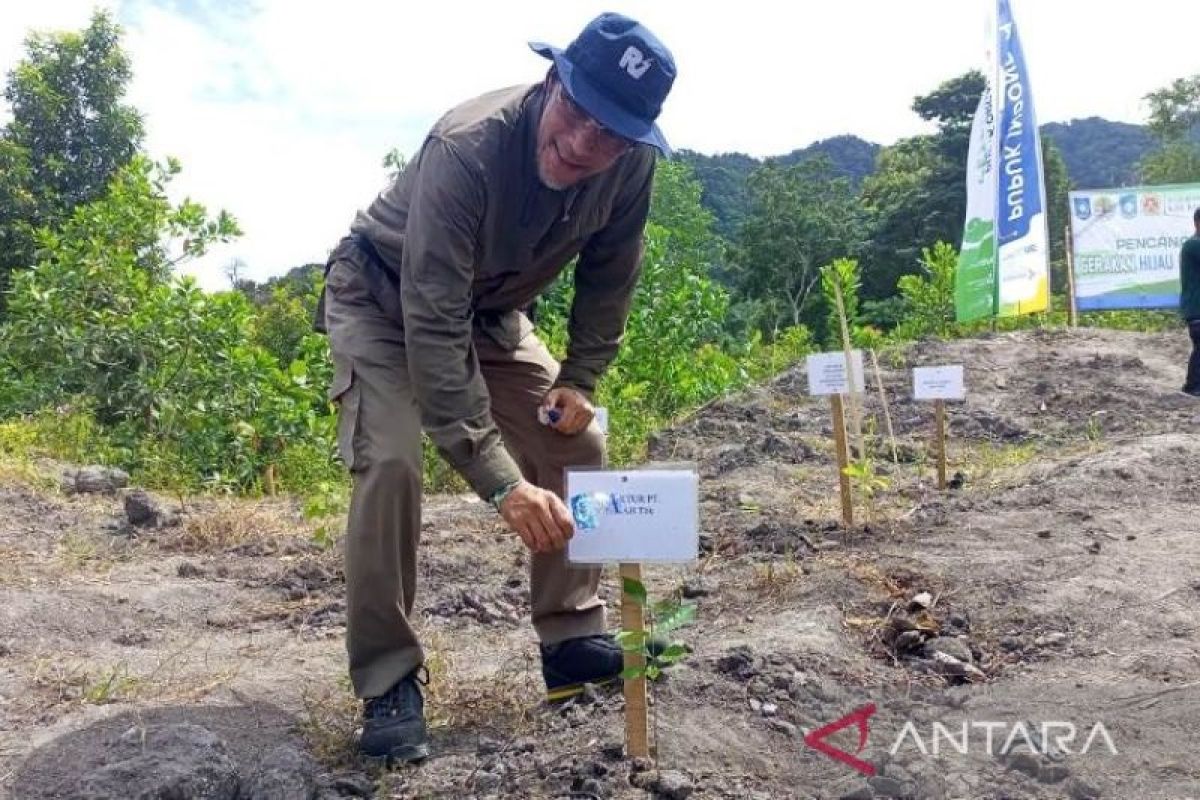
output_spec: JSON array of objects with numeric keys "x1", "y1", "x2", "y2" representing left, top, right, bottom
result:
[
  {"x1": 895, "y1": 630, "x2": 924, "y2": 652},
  {"x1": 653, "y1": 770, "x2": 694, "y2": 799},
  {"x1": 329, "y1": 773, "x2": 375, "y2": 797},
  {"x1": 1039, "y1": 763, "x2": 1071, "y2": 784},
  {"x1": 948, "y1": 612, "x2": 970, "y2": 631},
  {"x1": 748, "y1": 698, "x2": 762, "y2": 713},
  {"x1": 838, "y1": 787, "x2": 874, "y2": 800},
  {"x1": 630, "y1": 757, "x2": 654, "y2": 773},
  {"x1": 868, "y1": 776, "x2": 906, "y2": 796},
  {"x1": 579, "y1": 777, "x2": 605, "y2": 796},
  {"x1": 923, "y1": 636, "x2": 973, "y2": 664},
  {"x1": 65, "y1": 465, "x2": 130, "y2": 495},
  {"x1": 600, "y1": 739, "x2": 624, "y2": 759},
  {"x1": 768, "y1": 718, "x2": 797, "y2": 737},
  {"x1": 113, "y1": 630, "x2": 150, "y2": 647},
  {"x1": 474, "y1": 771, "x2": 501, "y2": 792},
  {"x1": 629, "y1": 769, "x2": 657, "y2": 790},
  {"x1": 909, "y1": 591, "x2": 933, "y2": 609},
  {"x1": 681, "y1": 576, "x2": 714, "y2": 598},
  {"x1": 1035, "y1": 632, "x2": 1068, "y2": 647},
  {"x1": 177, "y1": 561, "x2": 205, "y2": 578},
  {"x1": 927, "y1": 650, "x2": 986, "y2": 682},
  {"x1": 1087, "y1": 541, "x2": 1102, "y2": 554},
  {"x1": 1066, "y1": 776, "x2": 1102, "y2": 799},
  {"x1": 761, "y1": 702, "x2": 778, "y2": 717},
  {"x1": 1006, "y1": 749, "x2": 1042, "y2": 779},
  {"x1": 1036, "y1": 529, "x2": 1052, "y2": 539},
  {"x1": 125, "y1": 489, "x2": 164, "y2": 527},
  {"x1": 999, "y1": 635, "x2": 1023, "y2": 651},
  {"x1": 737, "y1": 493, "x2": 757, "y2": 508}
]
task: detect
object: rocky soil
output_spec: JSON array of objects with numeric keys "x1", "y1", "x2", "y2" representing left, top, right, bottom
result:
[{"x1": 2, "y1": 327, "x2": 1199, "y2": 799}]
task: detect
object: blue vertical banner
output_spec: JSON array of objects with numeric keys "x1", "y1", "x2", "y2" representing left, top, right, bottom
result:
[{"x1": 956, "y1": 0, "x2": 1049, "y2": 322}]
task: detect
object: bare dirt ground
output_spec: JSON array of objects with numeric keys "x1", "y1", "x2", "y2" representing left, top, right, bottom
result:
[{"x1": 2, "y1": 327, "x2": 1199, "y2": 800}]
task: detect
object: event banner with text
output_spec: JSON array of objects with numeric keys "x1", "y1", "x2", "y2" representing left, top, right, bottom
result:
[{"x1": 1069, "y1": 183, "x2": 1200, "y2": 310}]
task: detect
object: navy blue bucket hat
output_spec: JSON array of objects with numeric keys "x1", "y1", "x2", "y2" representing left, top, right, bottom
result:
[{"x1": 529, "y1": 12, "x2": 676, "y2": 154}]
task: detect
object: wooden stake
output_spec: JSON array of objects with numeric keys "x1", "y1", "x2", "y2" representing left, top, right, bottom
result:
[
  {"x1": 831, "y1": 279, "x2": 865, "y2": 462},
  {"x1": 264, "y1": 464, "x2": 277, "y2": 496},
  {"x1": 1064, "y1": 224, "x2": 1079, "y2": 327},
  {"x1": 619, "y1": 562, "x2": 650, "y2": 759},
  {"x1": 935, "y1": 399, "x2": 948, "y2": 490},
  {"x1": 830, "y1": 394, "x2": 854, "y2": 527},
  {"x1": 869, "y1": 349, "x2": 899, "y2": 464}
]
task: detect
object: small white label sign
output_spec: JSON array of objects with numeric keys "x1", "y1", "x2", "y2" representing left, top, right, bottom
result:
[
  {"x1": 806, "y1": 350, "x2": 866, "y2": 396},
  {"x1": 594, "y1": 406, "x2": 609, "y2": 435},
  {"x1": 913, "y1": 365, "x2": 966, "y2": 400},
  {"x1": 566, "y1": 469, "x2": 698, "y2": 564}
]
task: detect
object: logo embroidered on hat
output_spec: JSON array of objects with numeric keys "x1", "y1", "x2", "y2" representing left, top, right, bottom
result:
[{"x1": 619, "y1": 47, "x2": 652, "y2": 80}]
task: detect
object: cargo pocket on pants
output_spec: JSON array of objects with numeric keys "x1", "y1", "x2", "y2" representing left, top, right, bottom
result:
[{"x1": 329, "y1": 358, "x2": 362, "y2": 472}]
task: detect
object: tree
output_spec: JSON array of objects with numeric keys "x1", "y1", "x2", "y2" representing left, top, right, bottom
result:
[
  {"x1": 859, "y1": 72, "x2": 985, "y2": 300},
  {"x1": 0, "y1": 11, "x2": 143, "y2": 302},
  {"x1": 1140, "y1": 74, "x2": 1200, "y2": 184},
  {"x1": 1041, "y1": 135, "x2": 1071, "y2": 291},
  {"x1": 733, "y1": 157, "x2": 862, "y2": 333}
]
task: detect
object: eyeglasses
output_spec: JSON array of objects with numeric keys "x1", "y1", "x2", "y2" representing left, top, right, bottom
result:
[{"x1": 553, "y1": 83, "x2": 633, "y2": 157}]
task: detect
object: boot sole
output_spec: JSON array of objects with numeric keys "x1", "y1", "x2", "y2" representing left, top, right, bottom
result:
[
  {"x1": 545, "y1": 675, "x2": 620, "y2": 703},
  {"x1": 362, "y1": 741, "x2": 430, "y2": 764}
]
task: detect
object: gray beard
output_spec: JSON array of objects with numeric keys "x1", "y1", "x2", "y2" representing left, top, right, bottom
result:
[{"x1": 536, "y1": 161, "x2": 570, "y2": 192}]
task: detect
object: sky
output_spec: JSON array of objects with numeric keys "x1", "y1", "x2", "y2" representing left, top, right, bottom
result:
[{"x1": 0, "y1": 0, "x2": 1195, "y2": 290}]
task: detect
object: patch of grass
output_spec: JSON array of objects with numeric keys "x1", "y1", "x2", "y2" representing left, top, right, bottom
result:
[
  {"x1": 297, "y1": 675, "x2": 361, "y2": 769},
  {"x1": 32, "y1": 658, "x2": 141, "y2": 705},
  {"x1": 0, "y1": 454, "x2": 61, "y2": 493},
  {"x1": 422, "y1": 628, "x2": 539, "y2": 734},
  {"x1": 0, "y1": 406, "x2": 120, "y2": 468},
  {"x1": 176, "y1": 498, "x2": 309, "y2": 552},
  {"x1": 749, "y1": 555, "x2": 806, "y2": 598},
  {"x1": 959, "y1": 441, "x2": 1039, "y2": 486},
  {"x1": 56, "y1": 531, "x2": 115, "y2": 572}
]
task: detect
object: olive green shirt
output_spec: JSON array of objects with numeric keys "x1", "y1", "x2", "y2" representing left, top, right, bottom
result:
[
  {"x1": 1181, "y1": 234, "x2": 1200, "y2": 322},
  {"x1": 348, "y1": 83, "x2": 656, "y2": 500}
]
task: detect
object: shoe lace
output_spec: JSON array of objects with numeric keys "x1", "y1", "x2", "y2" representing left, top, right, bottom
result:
[{"x1": 365, "y1": 665, "x2": 429, "y2": 719}]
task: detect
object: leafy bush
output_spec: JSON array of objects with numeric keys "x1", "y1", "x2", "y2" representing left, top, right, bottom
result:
[{"x1": 0, "y1": 157, "x2": 340, "y2": 494}]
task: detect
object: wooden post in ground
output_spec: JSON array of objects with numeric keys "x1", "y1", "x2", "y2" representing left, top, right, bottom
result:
[
  {"x1": 619, "y1": 562, "x2": 650, "y2": 758},
  {"x1": 830, "y1": 394, "x2": 853, "y2": 526},
  {"x1": 1064, "y1": 224, "x2": 1079, "y2": 327},
  {"x1": 935, "y1": 399, "x2": 948, "y2": 490},
  {"x1": 264, "y1": 464, "x2": 277, "y2": 496}
]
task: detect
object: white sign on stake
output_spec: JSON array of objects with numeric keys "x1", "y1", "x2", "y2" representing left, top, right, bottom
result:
[
  {"x1": 566, "y1": 468, "x2": 698, "y2": 564},
  {"x1": 913, "y1": 366, "x2": 966, "y2": 401},
  {"x1": 806, "y1": 350, "x2": 866, "y2": 396}
]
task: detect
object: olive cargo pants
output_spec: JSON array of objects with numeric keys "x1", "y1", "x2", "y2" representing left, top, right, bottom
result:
[{"x1": 323, "y1": 255, "x2": 606, "y2": 699}]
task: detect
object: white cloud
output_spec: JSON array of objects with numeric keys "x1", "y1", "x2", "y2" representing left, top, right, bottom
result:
[{"x1": 2, "y1": 0, "x2": 1197, "y2": 289}]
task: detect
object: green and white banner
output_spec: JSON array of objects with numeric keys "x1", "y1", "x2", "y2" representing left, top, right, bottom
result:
[
  {"x1": 955, "y1": 0, "x2": 1050, "y2": 322},
  {"x1": 1068, "y1": 184, "x2": 1200, "y2": 310}
]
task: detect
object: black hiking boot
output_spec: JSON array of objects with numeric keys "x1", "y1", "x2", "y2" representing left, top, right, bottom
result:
[
  {"x1": 540, "y1": 634, "x2": 624, "y2": 702},
  {"x1": 359, "y1": 667, "x2": 429, "y2": 762}
]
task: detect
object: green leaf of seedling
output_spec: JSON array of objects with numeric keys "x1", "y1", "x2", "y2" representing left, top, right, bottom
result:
[
  {"x1": 614, "y1": 630, "x2": 648, "y2": 652},
  {"x1": 622, "y1": 577, "x2": 648, "y2": 607},
  {"x1": 656, "y1": 643, "x2": 689, "y2": 664},
  {"x1": 656, "y1": 602, "x2": 698, "y2": 634},
  {"x1": 651, "y1": 598, "x2": 678, "y2": 619},
  {"x1": 646, "y1": 664, "x2": 662, "y2": 681},
  {"x1": 620, "y1": 666, "x2": 647, "y2": 681}
]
